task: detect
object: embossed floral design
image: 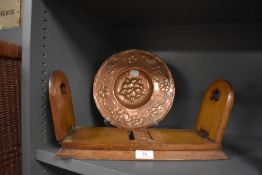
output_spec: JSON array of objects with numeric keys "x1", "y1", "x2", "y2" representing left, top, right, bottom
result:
[
  {"x1": 159, "y1": 78, "x2": 170, "y2": 92},
  {"x1": 119, "y1": 77, "x2": 146, "y2": 103},
  {"x1": 110, "y1": 108, "x2": 143, "y2": 127},
  {"x1": 125, "y1": 56, "x2": 138, "y2": 64},
  {"x1": 94, "y1": 50, "x2": 175, "y2": 128},
  {"x1": 99, "y1": 86, "x2": 109, "y2": 98},
  {"x1": 107, "y1": 62, "x2": 118, "y2": 74}
]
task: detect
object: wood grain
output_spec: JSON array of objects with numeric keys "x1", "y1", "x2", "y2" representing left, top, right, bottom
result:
[
  {"x1": 48, "y1": 71, "x2": 234, "y2": 160},
  {"x1": 195, "y1": 79, "x2": 234, "y2": 143},
  {"x1": 62, "y1": 127, "x2": 220, "y2": 151},
  {"x1": 0, "y1": 40, "x2": 21, "y2": 59},
  {"x1": 49, "y1": 71, "x2": 76, "y2": 142},
  {"x1": 56, "y1": 148, "x2": 228, "y2": 160}
]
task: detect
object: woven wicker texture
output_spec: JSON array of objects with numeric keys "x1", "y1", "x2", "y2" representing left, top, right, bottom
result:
[{"x1": 0, "y1": 55, "x2": 21, "y2": 175}]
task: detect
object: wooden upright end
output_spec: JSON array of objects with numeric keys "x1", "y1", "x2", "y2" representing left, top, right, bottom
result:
[
  {"x1": 49, "y1": 71, "x2": 76, "y2": 143},
  {"x1": 195, "y1": 79, "x2": 234, "y2": 143}
]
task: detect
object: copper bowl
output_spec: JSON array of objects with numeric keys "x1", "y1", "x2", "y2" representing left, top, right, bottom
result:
[{"x1": 93, "y1": 49, "x2": 175, "y2": 129}]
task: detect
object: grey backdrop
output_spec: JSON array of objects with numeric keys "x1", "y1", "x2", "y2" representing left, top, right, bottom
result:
[
  {"x1": 116, "y1": 23, "x2": 262, "y2": 138},
  {"x1": 47, "y1": 15, "x2": 262, "y2": 138},
  {"x1": 0, "y1": 27, "x2": 22, "y2": 44}
]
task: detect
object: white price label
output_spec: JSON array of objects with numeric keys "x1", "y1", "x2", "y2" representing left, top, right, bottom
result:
[{"x1": 135, "y1": 150, "x2": 154, "y2": 160}]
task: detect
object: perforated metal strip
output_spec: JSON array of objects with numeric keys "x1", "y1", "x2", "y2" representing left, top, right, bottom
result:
[{"x1": 40, "y1": 0, "x2": 49, "y2": 143}]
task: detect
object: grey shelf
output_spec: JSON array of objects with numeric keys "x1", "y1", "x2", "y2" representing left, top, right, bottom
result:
[
  {"x1": 35, "y1": 135, "x2": 262, "y2": 175},
  {"x1": 35, "y1": 147, "x2": 125, "y2": 175}
]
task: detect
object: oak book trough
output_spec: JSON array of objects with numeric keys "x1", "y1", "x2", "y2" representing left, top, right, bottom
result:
[{"x1": 48, "y1": 50, "x2": 234, "y2": 160}]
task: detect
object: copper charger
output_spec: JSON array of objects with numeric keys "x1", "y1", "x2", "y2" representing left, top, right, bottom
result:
[{"x1": 93, "y1": 49, "x2": 175, "y2": 128}]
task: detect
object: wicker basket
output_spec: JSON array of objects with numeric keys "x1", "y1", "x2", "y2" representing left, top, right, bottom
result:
[{"x1": 0, "y1": 41, "x2": 21, "y2": 175}]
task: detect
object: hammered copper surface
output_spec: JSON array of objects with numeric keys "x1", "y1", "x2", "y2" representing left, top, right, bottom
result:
[{"x1": 93, "y1": 49, "x2": 175, "y2": 128}]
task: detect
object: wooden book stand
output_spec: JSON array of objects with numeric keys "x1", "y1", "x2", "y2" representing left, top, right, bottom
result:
[{"x1": 49, "y1": 71, "x2": 234, "y2": 160}]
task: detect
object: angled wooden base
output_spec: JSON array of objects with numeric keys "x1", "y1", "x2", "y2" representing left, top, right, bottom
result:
[
  {"x1": 62, "y1": 127, "x2": 220, "y2": 151},
  {"x1": 55, "y1": 127, "x2": 227, "y2": 160},
  {"x1": 56, "y1": 149, "x2": 228, "y2": 160}
]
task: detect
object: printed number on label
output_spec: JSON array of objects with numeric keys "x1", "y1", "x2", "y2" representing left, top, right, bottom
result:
[{"x1": 135, "y1": 150, "x2": 154, "y2": 160}]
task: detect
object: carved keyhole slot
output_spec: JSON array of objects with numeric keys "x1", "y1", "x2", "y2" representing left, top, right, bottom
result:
[
  {"x1": 211, "y1": 89, "x2": 220, "y2": 101},
  {"x1": 60, "y1": 82, "x2": 67, "y2": 95},
  {"x1": 128, "y1": 131, "x2": 135, "y2": 140}
]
